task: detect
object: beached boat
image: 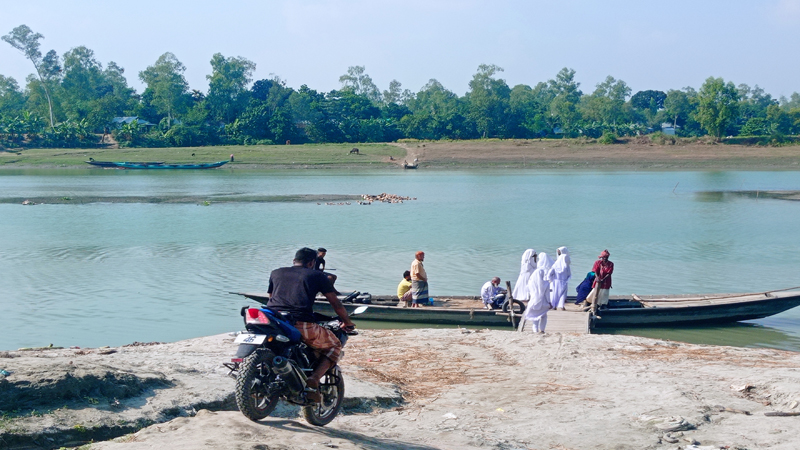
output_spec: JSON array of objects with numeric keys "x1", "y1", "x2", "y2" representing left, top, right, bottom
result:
[
  {"x1": 86, "y1": 159, "x2": 165, "y2": 168},
  {"x1": 233, "y1": 289, "x2": 800, "y2": 331},
  {"x1": 231, "y1": 292, "x2": 519, "y2": 327},
  {"x1": 591, "y1": 290, "x2": 800, "y2": 328},
  {"x1": 403, "y1": 161, "x2": 418, "y2": 169},
  {"x1": 89, "y1": 160, "x2": 229, "y2": 169}
]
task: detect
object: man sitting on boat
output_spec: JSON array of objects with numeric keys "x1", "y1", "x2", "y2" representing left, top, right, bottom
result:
[
  {"x1": 397, "y1": 271, "x2": 413, "y2": 308},
  {"x1": 481, "y1": 277, "x2": 507, "y2": 310}
]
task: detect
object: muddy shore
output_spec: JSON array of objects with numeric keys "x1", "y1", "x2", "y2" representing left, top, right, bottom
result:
[
  {"x1": 3, "y1": 140, "x2": 800, "y2": 171},
  {"x1": 2, "y1": 330, "x2": 799, "y2": 450}
]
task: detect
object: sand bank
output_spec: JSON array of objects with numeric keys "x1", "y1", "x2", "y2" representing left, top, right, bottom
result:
[{"x1": 2, "y1": 330, "x2": 799, "y2": 449}]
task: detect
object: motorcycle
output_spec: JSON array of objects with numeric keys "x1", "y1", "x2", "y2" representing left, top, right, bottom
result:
[{"x1": 226, "y1": 292, "x2": 365, "y2": 426}]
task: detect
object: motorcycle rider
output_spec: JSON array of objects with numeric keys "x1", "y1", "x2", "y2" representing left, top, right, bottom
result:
[{"x1": 265, "y1": 247, "x2": 355, "y2": 402}]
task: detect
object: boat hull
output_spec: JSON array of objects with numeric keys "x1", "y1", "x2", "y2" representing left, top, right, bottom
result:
[
  {"x1": 593, "y1": 292, "x2": 800, "y2": 327},
  {"x1": 86, "y1": 160, "x2": 228, "y2": 169},
  {"x1": 314, "y1": 302, "x2": 516, "y2": 327},
  {"x1": 233, "y1": 292, "x2": 517, "y2": 327},
  {"x1": 116, "y1": 161, "x2": 228, "y2": 169}
]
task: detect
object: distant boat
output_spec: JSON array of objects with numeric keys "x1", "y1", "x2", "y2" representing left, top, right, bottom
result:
[
  {"x1": 86, "y1": 159, "x2": 164, "y2": 168},
  {"x1": 403, "y1": 161, "x2": 418, "y2": 169},
  {"x1": 86, "y1": 160, "x2": 228, "y2": 169}
]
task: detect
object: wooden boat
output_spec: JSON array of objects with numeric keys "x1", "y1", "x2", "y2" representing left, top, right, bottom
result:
[
  {"x1": 591, "y1": 290, "x2": 800, "y2": 328},
  {"x1": 111, "y1": 161, "x2": 228, "y2": 169},
  {"x1": 231, "y1": 292, "x2": 519, "y2": 328},
  {"x1": 233, "y1": 289, "x2": 800, "y2": 330},
  {"x1": 86, "y1": 159, "x2": 164, "y2": 168}
]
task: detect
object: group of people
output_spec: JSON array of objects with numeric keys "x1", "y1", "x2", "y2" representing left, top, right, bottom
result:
[
  {"x1": 261, "y1": 245, "x2": 613, "y2": 403},
  {"x1": 396, "y1": 251, "x2": 429, "y2": 308},
  {"x1": 507, "y1": 247, "x2": 613, "y2": 333}
]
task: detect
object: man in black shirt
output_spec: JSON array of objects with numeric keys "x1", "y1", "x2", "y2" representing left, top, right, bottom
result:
[
  {"x1": 315, "y1": 247, "x2": 338, "y2": 289},
  {"x1": 266, "y1": 248, "x2": 354, "y2": 400}
]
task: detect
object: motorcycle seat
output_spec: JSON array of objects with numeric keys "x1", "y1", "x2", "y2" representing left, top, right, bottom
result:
[{"x1": 261, "y1": 308, "x2": 303, "y2": 343}]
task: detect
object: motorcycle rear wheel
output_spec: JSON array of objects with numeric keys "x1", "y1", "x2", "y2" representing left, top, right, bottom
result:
[
  {"x1": 302, "y1": 366, "x2": 344, "y2": 426},
  {"x1": 235, "y1": 349, "x2": 279, "y2": 421}
]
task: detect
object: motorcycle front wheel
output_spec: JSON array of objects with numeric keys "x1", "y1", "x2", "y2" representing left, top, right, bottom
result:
[
  {"x1": 235, "y1": 349, "x2": 279, "y2": 421},
  {"x1": 302, "y1": 366, "x2": 344, "y2": 426}
]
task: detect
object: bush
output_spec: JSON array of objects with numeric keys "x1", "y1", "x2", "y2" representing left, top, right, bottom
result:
[
  {"x1": 599, "y1": 132, "x2": 619, "y2": 144},
  {"x1": 649, "y1": 132, "x2": 677, "y2": 145}
]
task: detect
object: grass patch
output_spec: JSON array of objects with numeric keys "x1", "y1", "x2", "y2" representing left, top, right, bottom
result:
[{"x1": 0, "y1": 143, "x2": 406, "y2": 168}]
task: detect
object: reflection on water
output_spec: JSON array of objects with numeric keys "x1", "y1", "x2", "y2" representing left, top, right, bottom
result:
[
  {"x1": 597, "y1": 321, "x2": 800, "y2": 352},
  {"x1": 2, "y1": 169, "x2": 800, "y2": 351},
  {"x1": 695, "y1": 191, "x2": 727, "y2": 202}
]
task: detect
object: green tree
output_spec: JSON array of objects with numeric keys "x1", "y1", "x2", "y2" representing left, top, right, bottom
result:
[
  {"x1": 695, "y1": 77, "x2": 739, "y2": 139},
  {"x1": 139, "y1": 52, "x2": 190, "y2": 127},
  {"x1": 59, "y1": 46, "x2": 134, "y2": 130},
  {"x1": 508, "y1": 84, "x2": 549, "y2": 138},
  {"x1": 465, "y1": 64, "x2": 511, "y2": 138},
  {"x1": 580, "y1": 76, "x2": 631, "y2": 128},
  {"x1": 2, "y1": 25, "x2": 60, "y2": 128},
  {"x1": 205, "y1": 53, "x2": 256, "y2": 123},
  {"x1": 547, "y1": 68, "x2": 582, "y2": 137},
  {"x1": 630, "y1": 90, "x2": 666, "y2": 128},
  {"x1": 779, "y1": 93, "x2": 800, "y2": 111},
  {"x1": 403, "y1": 79, "x2": 468, "y2": 139},
  {"x1": 663, "y1": 89, "x2": 694, "y2": 129},
  {"x1": 383, "y1": 79, "x2": 413, "y2": 105},
  {"x1": 338, "y1": 66, "x2": 380, "y2": 103},
  {"x1": 0, "y1": 75, "x2": 26, "y2": 117}
]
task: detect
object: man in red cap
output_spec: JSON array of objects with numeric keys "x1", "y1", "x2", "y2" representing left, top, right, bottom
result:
[
  {"x1": 592, "y1": 250, "x2": 614, "y2": 309},
  {"x1": 410, "y1": 251, "x2": 428, "y2": 307}
]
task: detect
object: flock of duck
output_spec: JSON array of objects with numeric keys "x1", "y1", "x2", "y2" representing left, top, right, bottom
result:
[{"x1": 317, "y1": 193, "x2": 417, "y2": 206}]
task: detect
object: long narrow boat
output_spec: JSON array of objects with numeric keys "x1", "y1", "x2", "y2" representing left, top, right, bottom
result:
[
  {"x1": 111, "y1": 161, "x2": 228, "y2": 169},
  {"x1": 232, "y1": 289, "x2": 800, "y2": 330},
  {"x1": 232, "y1": 292, "x2": 517, "y2": 327},
  {"x1": 592, "y1": 290, "x2": 800, "y2": 327},
  {"x1": 86, "y1": 159, "x2": 165, "y2": 168}
]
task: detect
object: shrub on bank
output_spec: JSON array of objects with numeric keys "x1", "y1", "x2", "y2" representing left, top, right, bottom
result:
[{"x1": 599, "y1": 132, "x2": 619, "y2": 144}]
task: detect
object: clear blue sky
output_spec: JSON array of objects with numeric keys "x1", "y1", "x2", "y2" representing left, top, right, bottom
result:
[{"x1": 2, "y1": 0, "x2": 799, "y2": 99}]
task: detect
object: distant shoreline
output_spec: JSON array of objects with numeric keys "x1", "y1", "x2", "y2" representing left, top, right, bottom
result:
[{"x1": 2, "y1": 139, "x2": 800, "y2": 171}]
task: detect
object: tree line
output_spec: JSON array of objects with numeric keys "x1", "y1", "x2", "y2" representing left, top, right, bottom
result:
[{"x1": 2, "y1": 24, "x2": 800, "y2": 149}]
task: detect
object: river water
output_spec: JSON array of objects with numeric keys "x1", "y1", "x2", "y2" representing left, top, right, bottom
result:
[{"x1": 1, "y1": 168, "x2": 799, "y2": 351}]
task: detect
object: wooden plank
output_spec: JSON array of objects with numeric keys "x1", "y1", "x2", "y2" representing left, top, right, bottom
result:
[{"x1": 518, "y1": 308, "x2": 591, "y2": 334}]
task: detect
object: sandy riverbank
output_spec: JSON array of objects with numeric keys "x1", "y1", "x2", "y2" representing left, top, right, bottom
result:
[
  {"x1": 3, "y1": 139, "x2": 800, "y2": 171},
  {"x1": 393, "y1": 139, "x2": 800, "y2": 170},
  {"x1": 2, "y1": 329, "x2": 799, "y2": 450}
]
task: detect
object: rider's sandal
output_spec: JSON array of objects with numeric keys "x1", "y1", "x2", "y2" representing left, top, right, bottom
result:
[{"x1": 305, "y1": 379, "x2": 322, "y2": 403}]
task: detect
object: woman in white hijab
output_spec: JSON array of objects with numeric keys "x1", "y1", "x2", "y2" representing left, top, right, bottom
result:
[
  {"x1": 523, "y1": 252, "x2": 552, "y2": 333},
  {"x1": 512, "y1": 249, "x2": 537, "y2": 301},
  {"x1": 548, "y1": 246, "x2": 572, "y2": 310},
  {"x1": 538, "y1": 252, "x2": 555, "y2": 278}
]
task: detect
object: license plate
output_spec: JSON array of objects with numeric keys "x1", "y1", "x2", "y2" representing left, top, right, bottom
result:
[{"x1": 234, "y1": 333, "x2": 267, "y2": 345}]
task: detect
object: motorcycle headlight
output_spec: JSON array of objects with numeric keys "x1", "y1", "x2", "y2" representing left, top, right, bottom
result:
[{"x1": 275, "y1": 334, "x2": 290, "y2": 342}]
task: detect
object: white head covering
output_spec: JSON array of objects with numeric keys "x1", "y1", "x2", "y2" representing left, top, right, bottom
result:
[
  {"x1": 523, "y1": 256, "x2": 551, "y2": 317},
  {"x1": 512, "y1": 249, "x2": 536, "y2": 301},
  {"x1": 552, "y1": 246, "x2": 571, "y2": 274},
  {"x1": 538, "y1": 252, "x2": 554, "y2": 280}
]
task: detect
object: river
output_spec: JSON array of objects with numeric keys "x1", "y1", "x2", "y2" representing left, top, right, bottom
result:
[{"x1": 1, "y1": 168, "x2": 799, "y2": 351}]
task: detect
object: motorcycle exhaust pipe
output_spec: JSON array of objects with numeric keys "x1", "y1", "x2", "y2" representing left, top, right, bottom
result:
[{"x1": 271, "y1": 356, "x2": 306, "y2": 393}]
